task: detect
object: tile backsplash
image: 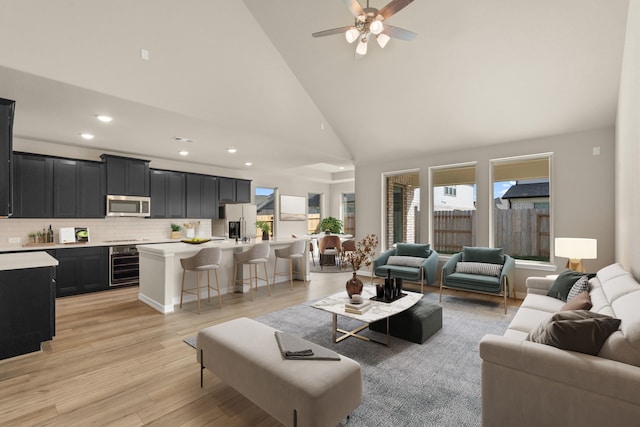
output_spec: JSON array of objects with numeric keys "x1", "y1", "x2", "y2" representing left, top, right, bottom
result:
[{"x1": 0, "y1": 217, "x2": 213, "y2": 247}]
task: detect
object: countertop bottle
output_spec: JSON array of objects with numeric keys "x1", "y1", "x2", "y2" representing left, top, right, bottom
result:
[{"x1": 47, "y1": 225, "x2": 54, "y2": 243}]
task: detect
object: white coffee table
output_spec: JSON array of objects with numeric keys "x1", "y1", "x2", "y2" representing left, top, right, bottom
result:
[{"x1": 311, "y1": 286, "x2": 423, "y2": 346}]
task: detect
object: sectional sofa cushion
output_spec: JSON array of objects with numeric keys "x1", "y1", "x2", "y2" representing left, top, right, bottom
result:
[
  {"x1": 547, "y1": 269, "x2": 587, "y2": 302},
  {"x1": 526, "y1": 310, "x2": 621, "y2": 355},
  {"x1": 396, "y1": 243, "x2": 431, "y2": 258},
  {"x1": 455, "y1": 262, "x2": 502, "y2": 277},
  {"x1": 461, "y1": 246, "x2": 503, "y2": 264}
]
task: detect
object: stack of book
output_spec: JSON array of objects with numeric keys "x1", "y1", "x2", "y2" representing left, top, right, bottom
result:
[{"x1": 344, "y1": 300, "x2": 372, "y2": 315}]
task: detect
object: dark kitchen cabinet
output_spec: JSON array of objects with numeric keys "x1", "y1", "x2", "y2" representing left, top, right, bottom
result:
[
  {"x1": 236, "y1": 179, "x2": 251, "y2": 203},
  {"x1": 218, "y1": 177, "x2": 252, "y2": 203},
  {"x1": 53, "y1": 159, "x2": 105, "y2": 218},
  {"x1": 101, "y1": 154, "x2": 150, "y2": 197},
  {"x1": 0, "y1": 98, "x2": 15, "y2": 217},
  {"x1": 51, "y1": 247, "x2": 108, "y2": 297},
  {"x1": 12, "y1": 153, "x2": 54, "y2": 218},
  {"x1": 150, "y1": 169, "x2": 186, "y2": 218},
  {"x1": 186, "y1": 173, "x2": 218, "y2": 218},
  {"x1": 0, "y1": 264, "x2": 56, "y2": 360}
]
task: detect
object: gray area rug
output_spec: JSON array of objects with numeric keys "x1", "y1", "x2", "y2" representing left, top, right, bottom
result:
[{"x1": 254, "y1": 292, "x2": 516, "y2": 427}]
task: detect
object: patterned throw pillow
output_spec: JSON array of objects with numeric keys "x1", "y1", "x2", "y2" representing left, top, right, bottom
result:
[
  {"x1": 455, "y1": 262, "x2": 502, "y2": 277},
  {"x1": 387, "y1": 256, "x2": 425, "y2": 268},
  {"x1": 567, "y1": 275, "x2": 590, "y2": 301}
]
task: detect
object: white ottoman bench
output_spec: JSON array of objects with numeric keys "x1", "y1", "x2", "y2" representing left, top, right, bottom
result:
[{"x1": 197, "y1": 317, "x2": 362, "y2": 427}]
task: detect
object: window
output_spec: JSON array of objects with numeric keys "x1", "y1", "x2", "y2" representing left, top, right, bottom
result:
[
  {"x1": 342, "y1": 193, "x2": 355, "y2": 236},
  {"x1": 491, "y1": 155, "x2": 551, "y2": 262},
  {"x1": 431, "y1": 164, "x2": 476, "y2": 254},
  {"x1": 384, "y1": 172, "x2": 420, "y2": 248},
  {"x1": 255, "y1": 187, "x2": 275, "y2": 237},
  {"x1": 308, "y1": 193, "x2": 321, "y2": 234}
]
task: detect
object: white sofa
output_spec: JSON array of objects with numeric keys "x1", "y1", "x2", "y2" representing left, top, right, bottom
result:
[{"x1": 480, "y1": 263, "x2": 640, "y2": 426}]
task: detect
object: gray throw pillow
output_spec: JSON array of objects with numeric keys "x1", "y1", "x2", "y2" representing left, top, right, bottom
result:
[
  {"x1": 547, "y1": 269, "x2": 586, "y2": 302},
  {"x1": 526, "y1": 310, "x2": 621, "y2": 356},
  {"x1": 566, "y1": 275, "x2": 590, "y2": 301},
  {"x1": 461, "y1": 246, "x2": 503, "y2": 264}
]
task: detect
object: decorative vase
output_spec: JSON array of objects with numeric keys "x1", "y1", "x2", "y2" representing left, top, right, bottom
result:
[
  {"x1": 346, "y1": 272, "x2": 363, "y2": 298},
  {"x1": 376, "y1": 284, "x2": 385, "y2": 299},
  {"x1": 170, "y1": 231, "x2": 181, "y2": 239},
  {"x1": 262, "y1": 230, "x2": 269, "y2": 241}
]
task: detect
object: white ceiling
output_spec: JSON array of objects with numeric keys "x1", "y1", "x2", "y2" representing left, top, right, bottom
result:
[{"x1": 0, "y1": 0, "x2": 631, "y2": 181}]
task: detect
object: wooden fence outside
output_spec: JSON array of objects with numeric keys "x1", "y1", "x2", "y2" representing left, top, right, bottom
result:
[{"x1": 433, "y1": 209, "x2": 550, "y2": 259}]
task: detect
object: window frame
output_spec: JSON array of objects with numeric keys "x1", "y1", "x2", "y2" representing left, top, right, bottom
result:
[{"x1": 489, "y1": 153, "x2": 554, "y2": 266}]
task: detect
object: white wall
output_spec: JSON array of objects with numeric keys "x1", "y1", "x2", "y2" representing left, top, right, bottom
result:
[
  {"x1": 355, "y1": 127, "x2": 615, "y2": 295},
  {"x1": 616, "y1": 0, "x2": 640, "y2": 278}
]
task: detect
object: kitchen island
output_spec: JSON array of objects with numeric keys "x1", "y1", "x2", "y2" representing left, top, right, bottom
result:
[
  {"x1": 0, "y1": 252, "x2": 59, "y2": 360},
  {"x1": 137, "y1": 238, "x2": 309, "y2": 313}
]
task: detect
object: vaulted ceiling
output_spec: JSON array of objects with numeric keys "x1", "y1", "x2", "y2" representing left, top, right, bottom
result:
[{"x1": 0, "y1": 1, "x2": 630, "y2": 182}]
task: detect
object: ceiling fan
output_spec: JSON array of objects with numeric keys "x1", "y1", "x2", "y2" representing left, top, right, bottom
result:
[{"x1": 312, "y1": 0, "x2": 417, "y2": 58}]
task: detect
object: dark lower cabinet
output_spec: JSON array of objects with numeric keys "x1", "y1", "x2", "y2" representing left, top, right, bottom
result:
[
  {"x1": 0, "y1": 265, "x2": 56, "y2": 360},
  {"x1": 51, "y1": 247, "x2": 108, "y2": 297}
]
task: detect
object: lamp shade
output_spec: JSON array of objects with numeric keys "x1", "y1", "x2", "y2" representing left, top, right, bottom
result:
[
  {"x1": 555, "y1": 238, "x2": 597, "y2": 260},
  {"x1": 345, "y1": 28, "x2": 360, "y2": 44}
]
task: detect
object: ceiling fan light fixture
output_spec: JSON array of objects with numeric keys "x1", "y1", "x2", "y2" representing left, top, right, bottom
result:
[
  {"x1": 370, "y1": 20, "x2": 384, "y2": 35},
  {"x1": 345, "y1": 28, "x2": 360, "y2": 44},
  {"x1": 376, "y1": 33, "x2": 390, "y2": 48},
  {"x1": 356, "y1": 37, "x2": 368, "y2": 55}
]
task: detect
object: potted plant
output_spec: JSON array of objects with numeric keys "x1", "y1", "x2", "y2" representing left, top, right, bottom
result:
[
  {"x1": 318, "y1": 217, "x2": 343, "y2": 234},
  {"x1": 256, "y1": 221, "x2": 270, "y2": 240},
  {"x1": 343, "y1": 234, "x2": 379, "y2": 297},
  {"x1": 170, "y1": 223, "x2": 182, "y2": 239}
]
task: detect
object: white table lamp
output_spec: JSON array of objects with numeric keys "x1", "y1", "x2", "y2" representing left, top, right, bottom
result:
[{"x1": 555, "y1": 238, "x2": 597, "y2": 273}]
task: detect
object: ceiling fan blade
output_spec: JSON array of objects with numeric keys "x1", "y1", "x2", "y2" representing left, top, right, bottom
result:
[
  {"x1": 383, "y1": 24, "x2": 417, "y2": 41},
  {"x1": 378, "y1": 0, "x2": 414, "y2": 20},
  {"x1": 312, "y1": 26, "x2": 353, "y2": 38},
  {"x1": 343, "y1": 0, "x2": 365, "y2": 17}
]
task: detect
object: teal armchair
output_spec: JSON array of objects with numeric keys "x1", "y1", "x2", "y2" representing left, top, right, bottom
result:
[
  {"x1": 373, "y1": 243, "x2": 439, "y2": 294},
  {"x1": 440, "y1": 246, "x2": 515, "y2": 313}
]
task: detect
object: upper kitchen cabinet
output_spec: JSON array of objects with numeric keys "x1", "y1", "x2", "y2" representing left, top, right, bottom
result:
[
  {"x1": 218, "y1": 177, "x2": 251, "y2": 203},
  {"x1": 0, "y1": 98, "x2": 15, "y2": 217},
  {"x1": 53, "y1": 159, "x2": 104, "y2": 218},
  {"x1": 186, "y1": 174, "x2": 218, "y2": 219},
  {"x1": 150, "y1": 169, "x2": 186, "y2": 218},
  {"x1": 13, "y1": 153, "x2": 53, "y2": 218},
  {"x1": 101, "y1": 154, "x2": 150, "y2": 197}
]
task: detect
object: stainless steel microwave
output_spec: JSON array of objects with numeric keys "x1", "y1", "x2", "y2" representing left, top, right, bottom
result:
[{"x1": 106, "y1": 195, "x2": 151, "y2": 217}]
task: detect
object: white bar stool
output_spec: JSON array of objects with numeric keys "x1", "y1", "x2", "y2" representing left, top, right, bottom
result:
[
  {"x1": 233, "y1": 242, "x2": 271, "y2": 300},
  {"x1": 179, "y1": 247, "x2": 222, "y2": 313},
  {"x1": 273, "y1": 240, "x2": 307, "y2": 290}
]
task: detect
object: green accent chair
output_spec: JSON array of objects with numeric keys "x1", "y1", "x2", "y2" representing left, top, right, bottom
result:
[
  {"x1": 372, "y1": 243, "x2": 439, "y2": 294},
  {"x1": 440, "y1": 246, "x2": 515, "y2": 313}
]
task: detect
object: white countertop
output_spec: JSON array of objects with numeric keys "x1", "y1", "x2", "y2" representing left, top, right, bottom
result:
[
  {"x1": 0, "y1": 237, "x2": 224, "y2": 254},
  {"x1": 137, "y1": 237, "x2": 300, "y2": 256},
  {"x1": 0, "y1": 252, "x2": 59, "y2": 271}
]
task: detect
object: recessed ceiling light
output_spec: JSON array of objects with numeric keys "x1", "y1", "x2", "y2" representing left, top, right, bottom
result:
[
  {"x1": 179, "y1": 150, "x2": 189, "y2": 156},
  {"x1": 80, "y1": 133, "x2": 94, "y2": 140},
  {"x1": 227, "y1": 148, "x2": 237, "y2": 154},
  {"x1": 244, "y1": 162, "x2": 252, "y2": 166},
  {"x1": 172, "y1": 136, "x2": 195, "y2": 143},
  {"x1": 339, "y1": 166, "x2": 345, "y2": 170},
  {"x1": 96, "y1": 115, "x2": 113, "y2": 123}
]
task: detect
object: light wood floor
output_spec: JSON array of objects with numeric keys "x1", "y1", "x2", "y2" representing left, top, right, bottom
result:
[{"x1": 0, "y1": 273, "x2": 521, "y2": 426}]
